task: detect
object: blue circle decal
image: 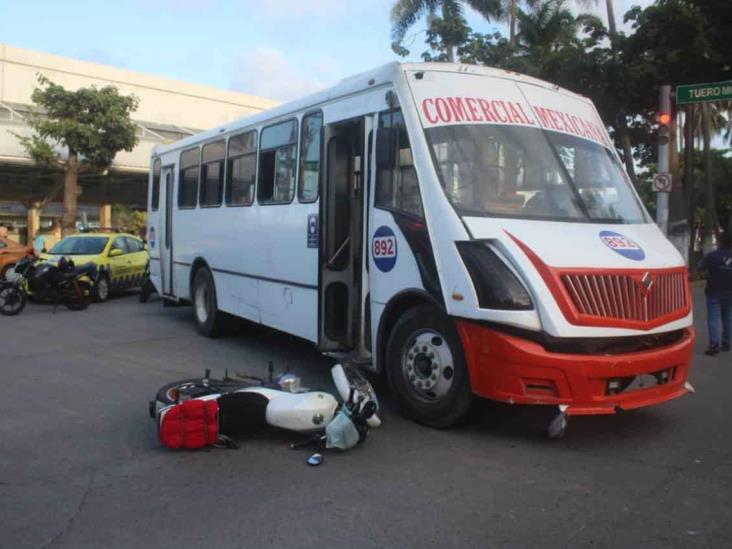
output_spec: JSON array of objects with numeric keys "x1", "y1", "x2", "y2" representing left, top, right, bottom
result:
[
  {"x1": 372, "y1": 226, "x2": 398, "y2": 272},
  {"x1": 599, "y1": 230, "x2": 645, "y2": 261}
]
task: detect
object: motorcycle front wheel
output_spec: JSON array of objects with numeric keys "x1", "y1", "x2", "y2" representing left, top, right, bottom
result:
[
  {"x1": 0, "y1": 285, "x2": 27, "y2": 316},
  {"x1": 65, "y1": 281, "x2": 93, "y2": 311}
]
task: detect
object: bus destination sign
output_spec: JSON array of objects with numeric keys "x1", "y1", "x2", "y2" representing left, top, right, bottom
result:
[{"x1": 676, "y1": 80, "x2": 732, "y2": 105}]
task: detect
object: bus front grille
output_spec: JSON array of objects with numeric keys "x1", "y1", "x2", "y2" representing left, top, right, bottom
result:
[{"x1": 560, "y1": 269, "x2": 689, "y2": 325}]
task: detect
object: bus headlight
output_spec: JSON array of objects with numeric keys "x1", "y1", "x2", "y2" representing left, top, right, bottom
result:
[{"x1": 456, "y1": 241, "x2": 533, "y2": 310}]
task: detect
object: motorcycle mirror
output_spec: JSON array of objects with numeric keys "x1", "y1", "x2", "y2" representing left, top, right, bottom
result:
[
  {"x1": 307, "y1": 453, "x2": 323, "y2": 466},
  {"x1": 361, "y1": 401, "x2": 377, "y2": 419}
]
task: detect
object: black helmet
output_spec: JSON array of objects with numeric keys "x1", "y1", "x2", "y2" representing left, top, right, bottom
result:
[{"x1": 57, "y1": 256, "x2": 74, "y2": 273}]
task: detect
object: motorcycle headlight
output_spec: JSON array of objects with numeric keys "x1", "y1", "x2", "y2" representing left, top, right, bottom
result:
[{"x1": 456, "y1": 241, "x2": 533, "y2": 310}]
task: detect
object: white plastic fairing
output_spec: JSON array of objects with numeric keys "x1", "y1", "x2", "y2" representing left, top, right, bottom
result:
[
  {"x1": 331, "y1": 364, "x2": 351, "y2": 403},
  {"x1": 264, "y1": 391, "x2": 338, "y2": 432}
]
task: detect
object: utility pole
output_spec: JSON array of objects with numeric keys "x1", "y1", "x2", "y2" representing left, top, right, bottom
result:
[{"x1": 655, "y1": 85, "x2": 672, "y2": 235}]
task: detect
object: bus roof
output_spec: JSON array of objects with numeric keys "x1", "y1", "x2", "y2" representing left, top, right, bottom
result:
[{"x1": 152, "y1": 62, "x2": 592, "y2": 157}]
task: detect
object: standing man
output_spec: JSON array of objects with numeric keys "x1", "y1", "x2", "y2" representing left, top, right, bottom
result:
[{"x1": 699, "y1": 232, "x2": 732, "y2": 355}]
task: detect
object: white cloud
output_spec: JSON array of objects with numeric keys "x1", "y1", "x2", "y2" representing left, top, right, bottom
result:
[{"x1": 231, "y1": 46, "x2": 338, "y2": 102}]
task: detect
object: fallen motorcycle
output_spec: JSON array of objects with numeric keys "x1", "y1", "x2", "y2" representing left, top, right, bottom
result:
[{"x1": 150, "y1": 363, "x2": 380, "y2": 458}]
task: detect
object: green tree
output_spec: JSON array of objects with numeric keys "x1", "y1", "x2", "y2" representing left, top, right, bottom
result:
[
  {"x1": 390, "y1": 0, "x2": 504, "y2": 61},
  {"x1": 498, "y1": 0, "x2": 541, "y2": 47},
  {"x1": 623, "y1": 0, "x2": 730, "y2": 249},
  {"x1": 112, "y1": 204, "x2": 147, "y2": 237},
  {"x1": 16, "y1": 76, "x2": 139, "y2": 235},
  {"x1": 513, "y1": 0, "x2": 584, "y2": 73}
]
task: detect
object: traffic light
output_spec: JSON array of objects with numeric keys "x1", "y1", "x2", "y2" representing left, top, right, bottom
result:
[{"x1": 657, "y1": 110, "x2": 671, "y2": 145}]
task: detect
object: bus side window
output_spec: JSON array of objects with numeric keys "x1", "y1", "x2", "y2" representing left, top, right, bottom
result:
[
  {"x1": 375, "y1": 109, "x2": 423, "y2": 219},
  {"x1": 198, "y1": 139, "x2": 226, "y2": 208},
  {"x1": 226, "y1": 130, "x2": 257, "y2": 206},
  {"x1": 179, "y1": 147, "x2": 200, "y2": 209},
  {"x1": 258, "y1": 119, "x2": 298, "y2": 204},
  {"x1": 151, "y1": 158, "x2": 161, "y2": 211},
  {"x1": 200, "y1": 140, "x2": 225, "y2": 207},
  {"x1": 298, "y1": 111, "x2": 322, "y2": 203}
]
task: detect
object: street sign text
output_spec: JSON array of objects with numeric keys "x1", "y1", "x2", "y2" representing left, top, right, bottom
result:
[{"x1": 676, "y1": 81, "x2": 732, "y2": 105}]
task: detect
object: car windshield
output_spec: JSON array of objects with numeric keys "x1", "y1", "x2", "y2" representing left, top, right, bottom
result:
[
  {"x1": 425, "y1": 125, "x2": 648, "y2": 224},
  {"x1": 49, "y1": 236, "x2": 108, "y2": 255}
]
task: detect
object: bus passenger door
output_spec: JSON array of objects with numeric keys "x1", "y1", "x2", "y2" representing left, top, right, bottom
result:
[
  {"x1": 160, "y1": 167, "x2": 174, "y2": 296},
  {"x1": 318, "y1": 118, "x2": 365, "y2": 351}
]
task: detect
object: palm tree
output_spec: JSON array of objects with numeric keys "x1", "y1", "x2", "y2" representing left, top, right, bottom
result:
[
  {"x1": 576, "y1": 0, "x2": 617, "y2": 35},
  {"x1": 514, "y1": 0, "x2": 579, "y2": 71},
  {"x1": 501, "y1": 0, "x2": 541, "y2": 47},
  {"x1": 391, "y1": 0, "x2": 504, "y2": 62}
]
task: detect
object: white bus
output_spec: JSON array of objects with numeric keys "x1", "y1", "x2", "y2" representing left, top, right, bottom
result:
[{"x1": 147, "y1": 62, "x2": 693, "y2": 429}]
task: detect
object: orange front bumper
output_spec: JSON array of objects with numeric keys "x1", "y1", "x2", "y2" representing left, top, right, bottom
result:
[{"x1": 456, "y1": 321, "x2": 694, "y2": 416}]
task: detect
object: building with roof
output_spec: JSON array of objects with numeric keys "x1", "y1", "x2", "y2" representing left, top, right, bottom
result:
[{"x1": 0, "y1": 43, "x2": 277, "y2": 243}]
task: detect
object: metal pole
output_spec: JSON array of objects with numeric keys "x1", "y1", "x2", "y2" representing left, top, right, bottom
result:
[{"x1": 656, "y1": 85, "x2": 671, "y2": 235}]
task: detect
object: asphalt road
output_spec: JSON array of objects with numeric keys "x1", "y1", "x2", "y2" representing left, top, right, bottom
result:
[{"x1": 1, "y1": 287, "x2": 730, "y2": 549}]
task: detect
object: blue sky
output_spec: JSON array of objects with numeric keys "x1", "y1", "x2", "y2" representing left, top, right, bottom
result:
[{"x1": 1, "y1": 0, "x2": 652, "y2": 101}]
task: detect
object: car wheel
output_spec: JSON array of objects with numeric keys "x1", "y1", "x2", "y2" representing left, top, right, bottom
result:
[
  {"x1": 191, "y1": 268, "x2": 226, "y2": 337},
  {"x1": 92, "y1": 274, "x2": 110, "y2": 303},
  {"x1": 139, "y1": 279, "x2": 155, "y2": 303},
  {"x1": 386, "y1": 305, "x2": 473, "y2": 429}
]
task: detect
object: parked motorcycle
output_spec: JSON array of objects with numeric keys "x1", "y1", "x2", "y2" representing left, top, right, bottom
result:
[
  {"x1": 4, "y1": 255, "x2": 98, "y2": 313},
  {"x1": 150, "y1": 363, "x2": 381, "y2": 456},
  {"x1": 0, "y1": 278, "x2": 26, "y2": 316}
]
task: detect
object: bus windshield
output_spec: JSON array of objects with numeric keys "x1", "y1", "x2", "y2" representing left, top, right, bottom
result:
[{"x1": 425, "y1": 124, "x2": 648, "y2": 224}]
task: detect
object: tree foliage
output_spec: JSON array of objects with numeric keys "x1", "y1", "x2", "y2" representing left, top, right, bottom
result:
[
  {"x1": 112, "y1": 204, "x2": 147, "y2": 237},
  {"x1": 390, "y1": 0, "x2": 731, "y2": 244},
  {"x1": 16, "y1": 76, "x2": 139, "y2": 234},
  {"x1": 18, "y1": 76, "x2": 139, "y2": 170},
  {"x1": 391, "y1": 0, "x2": 505, "y2": 60}
]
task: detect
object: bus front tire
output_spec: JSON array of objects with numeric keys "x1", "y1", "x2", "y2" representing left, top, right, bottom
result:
[
  {"x1": 192, "y1": 267, "x2": 225, "y2": 338},
  {"x1": 386, "y1": 305, "x2": 472, "y2": 429}
]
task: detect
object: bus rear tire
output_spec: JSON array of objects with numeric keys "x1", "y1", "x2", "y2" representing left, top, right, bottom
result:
[
  {"x1": 386, "y1": 305, "x2": 472, "y2": 429},
  {"x1": 192, "y1": 267, "x2": 225, "y2": 338}
]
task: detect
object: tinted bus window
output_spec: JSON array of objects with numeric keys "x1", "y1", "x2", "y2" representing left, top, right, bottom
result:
[
  {"x1": 226, "y1": 130, "x2": 257, "y2": 206},
  {"x1": 200, "y1": 140, "x2": 225, "y2": 207},
  {"x1": 298, "y1": 112, "x2": 322, "y2": 202},
  {"x1": 179, "y1": 147, "x2": 200, "y2": 208},
  {"x1": 375, "y1": 109, "x2": 423, "y2": 218},
  {"x1": 151, "y1": 158, "x2": 161, "y2": 211},
  {"x1": 258, "y1": 119, "x2": 298, "y2": 204}
]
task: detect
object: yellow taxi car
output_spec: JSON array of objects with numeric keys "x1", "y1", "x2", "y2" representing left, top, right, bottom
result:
[{"x1": 41, "y1": 232, "x2": 149, "y2": 302}]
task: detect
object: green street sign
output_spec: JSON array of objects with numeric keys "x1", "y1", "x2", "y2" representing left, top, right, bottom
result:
[{"x1": 676, "y1": 80, "x2": 732, "y2": 105}]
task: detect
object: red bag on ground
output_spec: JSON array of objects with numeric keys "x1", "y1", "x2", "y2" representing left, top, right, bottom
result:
[{"x1": 159, "y1": 398, "x2": 219, "y2": 449}]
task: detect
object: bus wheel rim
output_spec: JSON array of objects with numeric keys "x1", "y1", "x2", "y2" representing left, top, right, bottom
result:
[
  {"x1": 195, "y1": 283, "x2": 208, "y2": 323},
  {"x1": 402, "y1": 329, "x2": 454, "y2": 400}
]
